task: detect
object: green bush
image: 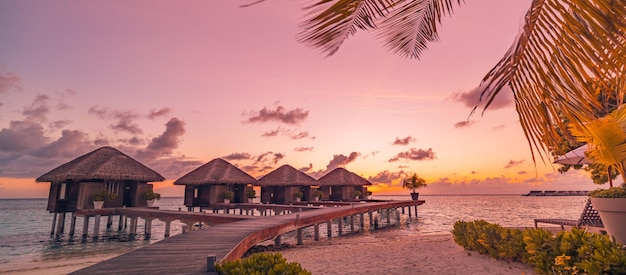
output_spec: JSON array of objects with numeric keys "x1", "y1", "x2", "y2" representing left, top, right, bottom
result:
[
  {"x1": 143, "y1": 190, "x2": 161, "y2": 200},
  {"x1": 92, "y1": 189, "x2": 116, "y2": 201},
  {"x1": 215, "y1": 252, "x2": 311, "y2": 275},
  {"x1": 246, "y1": 188, "x2": 256, "y2": 199},
  {"x1": 452, "y1": 220, "x2": 626, "y2": 274},
  {"x1": 589, "y1": 184, "x2": 626, "y2": 198},
  {"x1": 452, "y1": 220, "x2": 525, "y2": 261}
]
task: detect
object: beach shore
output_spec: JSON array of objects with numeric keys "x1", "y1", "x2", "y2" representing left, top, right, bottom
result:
[
  {"x1": 280, "y1": 230, "x2": 536, "y2": 275},
  {"x1": 2, "y1": 230, "x2": 536, "y2": 275},
  {"x1": 0, "y1": 254, "x2": 121, "y2": 275}
]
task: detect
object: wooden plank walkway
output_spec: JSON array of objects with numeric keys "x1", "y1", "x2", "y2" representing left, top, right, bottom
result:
[{"x1": 71, "y1": 200, "x2": 423, "y2": 275}]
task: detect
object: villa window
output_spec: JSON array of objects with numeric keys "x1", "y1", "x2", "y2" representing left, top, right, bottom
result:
[
  {"x1": 58, "y1": 182, "x2": 67, "y2": 200},
  {"x1": 106, "y1": 181, "x2": 119, "y2": 197}
]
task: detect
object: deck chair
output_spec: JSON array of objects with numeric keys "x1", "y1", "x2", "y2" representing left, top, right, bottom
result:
[{"x1": 534, "y1": 198, "x2": 604, "y2": 230}]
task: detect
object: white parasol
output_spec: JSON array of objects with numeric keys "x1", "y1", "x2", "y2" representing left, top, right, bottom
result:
[{"x1": 553, "y1": 144, "x2": 613, "y2": 187}]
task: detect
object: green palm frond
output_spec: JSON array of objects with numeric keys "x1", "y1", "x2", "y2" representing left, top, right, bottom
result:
[
  {"x1": 298, "y1": 0, "x2": 462, "y2": 58},
  {"x1": 479, "y1": 0, "x2": 626, "y2": 161},
  {"x1": 569, "y1": 106, "x2": 626, "y2": 180}
]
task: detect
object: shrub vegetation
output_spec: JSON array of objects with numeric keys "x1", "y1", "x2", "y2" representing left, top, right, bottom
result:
[
  {"x1": 452, "y1": 220, "x2": 626, "y2": 274},
  {"x1": 215, "y1": 253, "x2": 311, "y2": 275}
]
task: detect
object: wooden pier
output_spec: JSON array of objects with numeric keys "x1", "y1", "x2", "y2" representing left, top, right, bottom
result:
[{"x1": 71, "y1": 200, "x2": 423, "y2": 274}]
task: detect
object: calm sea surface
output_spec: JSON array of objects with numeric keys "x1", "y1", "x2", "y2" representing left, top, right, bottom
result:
[{"x1": 0, "y1": 195, "x2": 588, "y2": 268}]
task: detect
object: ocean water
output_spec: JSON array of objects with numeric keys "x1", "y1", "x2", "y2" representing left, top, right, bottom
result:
[{"x1": 0, "y1": 195, "x2": 588, "y2": 268}]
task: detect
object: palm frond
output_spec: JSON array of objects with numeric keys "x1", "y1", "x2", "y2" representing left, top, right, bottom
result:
[
  {"x1": 479, "y1": 0, "x2": 626, "y2": 161},
  {"x1": 298, "y1": 0, "x2": 462, "y2": 58},
  {"x1": 298, "y1": 0, "x2": 390, "y2": 56},
  {"x1": 375, "y1": 0, "x2": 462, "y2": 59},
  {"x1": 569, "y1": 106, "x2": 626, "y2": 180}
]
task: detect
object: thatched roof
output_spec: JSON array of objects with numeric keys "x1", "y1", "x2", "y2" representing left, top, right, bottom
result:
[
  {"x1": 174, "y1": 158, "x2": 256, "y2": 185},
  {"x1": 256, "y1": 165, "x2": 318, "y2": 186},
  {"x1": 36, "y1": 146, "x2": 165, "y2": 183},
  {"x1": 317, "y1": 168, "x2": 372, "y2": 186}
]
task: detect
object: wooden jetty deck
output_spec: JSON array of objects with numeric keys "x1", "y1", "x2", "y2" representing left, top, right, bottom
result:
[{"x1": 71, "y1": 200, "x2": 423, "y2": 275}]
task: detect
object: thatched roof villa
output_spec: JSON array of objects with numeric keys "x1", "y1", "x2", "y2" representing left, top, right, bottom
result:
[
  {"x1": 256, "y1": 165, "x2": 318, "y2": 203},
  {"x1": 317, "y1": 168, "x2": 372, "y2": 201},
  {"x1": 174, "y1": 158, "x2": 257, "y2": 209},
  {"x1": 37, "y1": 146, "x2": 165, "y2": 212}
]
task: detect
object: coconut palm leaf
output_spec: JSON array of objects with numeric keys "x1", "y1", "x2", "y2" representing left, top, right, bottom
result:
[
  {"x1": 476, "y1": 0, "x2": 626, "y2": 161},
  {"x1": 298, "y1": 0, "x2": 462, "y2": 58},
  {"x1": 569, "y1": 106, "x2": 626, "y2": 181}
]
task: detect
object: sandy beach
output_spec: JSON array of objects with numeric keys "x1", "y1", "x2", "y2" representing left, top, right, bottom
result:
[
  {"x1": 3, "y1": 229, "x2": 536, "y2": 275},
  {"x1": 0, "y1": 254, "x2": 120, "y2": 275},
  {"x1": 280, "y1": 230, "x2": 536, "y2": 275}
]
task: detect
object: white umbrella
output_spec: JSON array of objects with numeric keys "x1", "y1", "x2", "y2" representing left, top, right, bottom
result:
[
  {"x1": 554, "y1": 144, "x2": 591, "y2": 165},
  {"x1": 554, "y1": 144, "x2": 613, "y2": 187}
]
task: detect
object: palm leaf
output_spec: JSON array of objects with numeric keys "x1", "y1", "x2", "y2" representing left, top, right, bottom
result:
[
  {"x1": 479, "y1": 0, "x2": 626, "y2": 161},
  {"x1": 569, "y1": 106, "x2": 626, "y2": 181},
  {"x1": 375, "y1": 0, "x2": 462, "y2": 59},
  {"x1": 298, "y1": 0, "x2": 462, "y2": 58}
]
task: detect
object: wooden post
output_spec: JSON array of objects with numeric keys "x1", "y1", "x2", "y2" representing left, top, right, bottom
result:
[
  {"x1": 274, "y1": 235, "x2": 281, "y2": 246},
  {"x1": 401, "y1": 206, "x2": 405, "y2": 214},
  {"x1": 297, "y1": 228, "x2": 303, "y2": 245},
  {"x1": 107, "y1": 215, "x2": 113, "y2": 229},
  {"x1": 314, "y1": 224, "x2": 320, "y2": 241},
  {"x1": 93, "y1": 215, "x2": 101, "y2": 239},
  {"x1": 327, "y1": 220, "x2": 332, "y2": 239},
  {"x1": 414, "y1": 205, "x2": 419, "y2": 218},
  {"x1": 133, "y1": 217, "x2": 139, "y2": 235},
  {"x1": 408, "y1": 205, "x2": 412, "y2": 218},
  {"x1": 129, "y1": 217, "x2": 137, "y2": 236},
  {"x1": 69, "y1": 213, "x2": 77, "y2": 236},
  {"x1": 350, "y1": 215, "x2": 355, "y2": 233},
  {"x1": 360, "y1": 213, "x2": 365, "y2": 234},
  {"x1": 164, "y1": 220, "x2": 171, "y2": 238},
  {"x1": 338, "y1": 218, "x2": 343, "y2": 236},
  {"x1": 82, "y1": 216, "x2": 90, "y2": 238},
  {"x1": 50, "y1": 212, "x2": 58, "y2": 235},
  {"x1": 207, "y1": 255, "x2": 217, "y2": 272},
  {"x1": 144, "y1": 218, "x2": 152, "y2": 240},
  {"x1": 56, "y1": 212, "x2": 66, "y2": 235},
  {"x1": 118, "y1": 215, "x2": 124, "y2": 231},
  {"x1": 396, "y1": 209, "x2": 401, "y2": 227},
  {"x1": 368, "y1": 211, "x2": 373, "y2": 226},
  {"x1": 386, "y1": 209, "x2": 391, "y2": 226}
]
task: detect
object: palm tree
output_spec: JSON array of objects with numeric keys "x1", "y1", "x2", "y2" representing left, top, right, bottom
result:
[
  {"x1": 297, "y1": 0, "x2": 626, "y2": 161},
  {"x1": 403, "y1": 173, "x2": 427, "y2": 200}
]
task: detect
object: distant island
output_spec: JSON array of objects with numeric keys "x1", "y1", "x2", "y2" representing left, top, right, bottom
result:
[{"x1": 522, "y1": 190, "x2": 590, "y2": 196}]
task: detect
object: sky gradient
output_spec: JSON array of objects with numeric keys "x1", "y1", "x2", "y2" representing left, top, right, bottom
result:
[{"x1": 0, "y1": 0, "x2": 604, "y2": 198}]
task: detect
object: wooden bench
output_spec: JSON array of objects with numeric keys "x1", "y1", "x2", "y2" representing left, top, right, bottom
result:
[{"x1": 534, "y1": 198, "x2": 604, "y2": 230}]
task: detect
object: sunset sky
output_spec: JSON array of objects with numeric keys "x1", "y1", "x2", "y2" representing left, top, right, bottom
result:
[{"x1": 0, "y1": 0, "x2": 604, "y2": 198}]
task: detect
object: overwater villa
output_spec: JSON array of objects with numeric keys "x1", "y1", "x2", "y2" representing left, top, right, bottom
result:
[
  {"x1": 37, "y1": 146, "x2": 165, "y2": 235},
  {"x1": 257, "y1": 165, "x2": 318, "y2": 203},
  {"x1": 174, "y1": 158, "x2": 257, "y2": 209},
  {"x1": 37, "y1": 146, "x2": 165, "y2": 212},
  {"x1": 317, "y1": 167, "x2": 371, "y2": 201}
]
